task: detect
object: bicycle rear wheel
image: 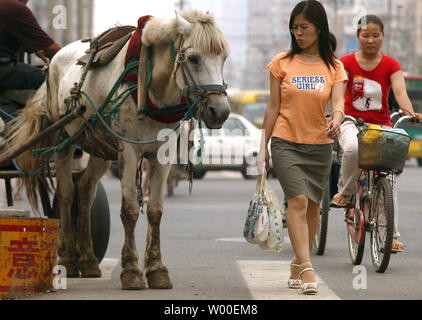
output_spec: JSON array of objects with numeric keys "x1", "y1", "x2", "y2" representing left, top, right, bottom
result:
[
  {"x1": 347, "y1": 206, "x2": 365, "y2": 265},
  {"x1": 313, "y1": 182, "x2": 329, "y2": 255},
  {"x1": 370, "y1": 177, "x2": 394, "y2": 273}
]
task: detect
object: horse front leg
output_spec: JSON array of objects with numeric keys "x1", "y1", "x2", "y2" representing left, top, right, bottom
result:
[
  {"x1": 55, "y1": 145, "x2": 80, "y2": 277},
  {"x1": 119, "y1": 146, "x2": 146, "y2": 290},
  {"x1": 75, "y1": 155, "x2": 110, "y2": 277},
  {"x1": 145, "y1": 158, "x2": 173, "y2": 289}
]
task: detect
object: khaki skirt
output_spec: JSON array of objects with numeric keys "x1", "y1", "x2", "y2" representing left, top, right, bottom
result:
[{"x1": 271, "y1": 137, "x2": 333, "y2": 204}]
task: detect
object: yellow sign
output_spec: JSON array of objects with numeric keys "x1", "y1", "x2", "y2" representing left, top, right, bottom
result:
[{"x1": 0, "y1": 217, "x2": 59, "y2": 299}]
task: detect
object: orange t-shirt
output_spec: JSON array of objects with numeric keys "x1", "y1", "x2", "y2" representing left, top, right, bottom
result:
[{"x1": 266, "y1": 52, "x2": 348, "y2": 144}]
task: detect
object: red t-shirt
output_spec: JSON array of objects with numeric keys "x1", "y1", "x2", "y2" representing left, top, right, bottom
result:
[
  {"x1": 0, "y1": 0, "x2": 54, "y2": 59},
  {"x1": 340, "y1": 52, "x2": 402, "y2": 127}
]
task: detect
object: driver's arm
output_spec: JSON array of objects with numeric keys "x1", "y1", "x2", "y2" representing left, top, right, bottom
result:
[{"x1": 38, "y1": 41, "x2": 62, "y2": 60}]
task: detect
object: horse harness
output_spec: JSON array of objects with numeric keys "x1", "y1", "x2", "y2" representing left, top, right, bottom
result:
[
  {"x1": 172, "y1": 34, "x2": 228, "y2": 116},
  {"x1": 49, "y1": 25, "x2": 228, "y2": 204}
]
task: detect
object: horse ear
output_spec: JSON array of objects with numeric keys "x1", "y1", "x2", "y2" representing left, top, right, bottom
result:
[{"x1": 175, "y1": 10, "x2": 193, "y2": 36}]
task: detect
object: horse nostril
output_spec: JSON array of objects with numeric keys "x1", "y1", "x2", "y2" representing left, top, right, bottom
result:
[{"x1": 207, "y1": 105, "x2": 217, "y2": 120}]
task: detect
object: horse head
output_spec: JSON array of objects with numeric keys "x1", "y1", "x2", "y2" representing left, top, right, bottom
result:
[{"x1": 143, "y1": 10, "x2": 231, "y2": 129}]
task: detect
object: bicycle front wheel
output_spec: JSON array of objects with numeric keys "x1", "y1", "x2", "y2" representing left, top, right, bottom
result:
[
  {"x1": 347, "y1": 206, "x2": 365, "y2": 265},
  {"x1": 370, "y1": 177, "x2": 394, "y2": 273}
]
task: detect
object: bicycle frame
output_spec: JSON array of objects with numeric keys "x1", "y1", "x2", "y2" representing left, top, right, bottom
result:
[{"x1": 343, "y1": 113, "x2": 416, "y2": 271}]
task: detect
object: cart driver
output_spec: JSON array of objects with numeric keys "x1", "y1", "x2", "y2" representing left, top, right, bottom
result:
[{"x1": 0, "y1": 0, "x2": 61, "y2": 115}]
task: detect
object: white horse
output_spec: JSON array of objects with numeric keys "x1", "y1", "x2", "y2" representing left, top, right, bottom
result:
[{"x1": 3, "y1": 10, "x2": 230, "y2": 290}]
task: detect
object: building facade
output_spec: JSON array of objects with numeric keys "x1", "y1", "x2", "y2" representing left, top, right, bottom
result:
[
  {"x1": 28, "y1": 0, "x2": 94, "y2": 46},
  {"x1": 243, "y1": 0, "x2": 298, "y2": 90}
]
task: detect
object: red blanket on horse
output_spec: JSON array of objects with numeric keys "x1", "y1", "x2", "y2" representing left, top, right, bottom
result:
[{"x1": 124, "y1": 16, "x2": 188, "y2": 124}]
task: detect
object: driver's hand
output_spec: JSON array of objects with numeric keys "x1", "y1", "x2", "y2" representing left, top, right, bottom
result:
[{"x1": 35, "y1": 50, "x2": 49, "y2": 63}]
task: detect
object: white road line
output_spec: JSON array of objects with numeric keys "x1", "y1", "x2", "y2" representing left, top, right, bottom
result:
[
  {"x1": 66, "y1": 258, "x2": 120, "y2": 284},
  {"x1": 215, "y1": 237, "x2": 291, "y2": 244},
  {"x1": 205, "y1": 171, "x2": 243, "y2": 179},
  {"x1": 237, "y1": 260, "x2": 341, "y2": 300},
  {"x1": 65, "y1": 257, "x2": 340, "y2": 300},
  {"x1": 99, "y1": 258, "x2": 120, "y2": 279}
]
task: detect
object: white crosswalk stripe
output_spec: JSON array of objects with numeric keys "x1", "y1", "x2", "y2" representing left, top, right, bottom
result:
[
  {"x1": 237, "y1": 260, "x2": 340, "y2": 300},
  {"x1": 215, "y1": 237, "x2": 291, "y2": 244},
  {"x1": 66, "y1": 258, "x2": 119, "y2": 285},
  {"x1": 66, "y1": 257, "x2": 339, "y2": 300}
]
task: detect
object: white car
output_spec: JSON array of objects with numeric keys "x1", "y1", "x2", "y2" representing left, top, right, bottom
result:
[{"x1": 191, "y1": 113, "x2": 273, "y2": 179}]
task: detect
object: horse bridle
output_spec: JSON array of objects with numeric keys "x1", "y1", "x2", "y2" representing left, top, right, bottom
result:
[{"x1": 173, "y1": 35, "x2": 228, "y2": 120}]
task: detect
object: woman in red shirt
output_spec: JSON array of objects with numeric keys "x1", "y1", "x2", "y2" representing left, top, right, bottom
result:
[{"x1": 332, "y1": 15, "x2": 422, "y2": 252}]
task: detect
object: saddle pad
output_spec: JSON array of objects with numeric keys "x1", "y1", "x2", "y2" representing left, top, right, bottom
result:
[
  {"x1": 91, "y1": 26, "x2": 136, "y2": 50},
  {"x1": 77, "y1": 26, "x2": 136, "y2": 68}
]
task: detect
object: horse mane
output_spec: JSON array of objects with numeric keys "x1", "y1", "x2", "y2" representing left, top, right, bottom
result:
[{"x1": 142, "y1": 10, "x2": 230, "y2": 56}]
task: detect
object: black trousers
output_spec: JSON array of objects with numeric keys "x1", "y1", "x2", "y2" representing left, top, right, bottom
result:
[{"x1": 0, "y1": 60, "x2": 45, "y2": 116}]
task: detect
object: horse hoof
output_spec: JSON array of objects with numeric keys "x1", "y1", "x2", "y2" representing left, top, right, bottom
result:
[
  {"x1": 146, "y1": 269, "x2": 173, "y2": 289},
  {"x1": 121, "y1": 269, "x2": 146, "y2": 290},
  {"x1": 80, "y1": 261, "x2": 102, "y2": 278}
]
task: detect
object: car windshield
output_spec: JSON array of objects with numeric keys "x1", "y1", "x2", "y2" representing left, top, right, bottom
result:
[
  {"x1": 223, "y1": 118, "x2": 247, "y2": 136},
  {"x1": 242, "y1": 103, "x2": 266, "y2": 123}
]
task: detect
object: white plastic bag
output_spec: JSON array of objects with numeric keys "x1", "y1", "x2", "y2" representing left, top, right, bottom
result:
[
  {"x1": 243, "y1": 174, "x2": 269, "y2": 244},
  {"x1": 244, "y1": 172, "x2": 284, "y2": 254},
  {"x1": 259, "y1": 176, "x2": 284, "y2": 254}
]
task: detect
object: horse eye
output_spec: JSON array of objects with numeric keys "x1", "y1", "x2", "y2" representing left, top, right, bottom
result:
[{"x1": 188, "y1": 55, "x2": 199, "y2": 64}]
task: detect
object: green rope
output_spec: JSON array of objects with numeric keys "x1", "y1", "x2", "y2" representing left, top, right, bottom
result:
[
  {"x1": 103, "y1": 85, "x2": 137, "y2": 120},
  {"x1": 30, "y1": 40, "x2": 206, "y2": 156},
  {"x1": 32, "y1": 134, "x2": 80, "y2": 156},
  {"x1": 81, "y1": 90, "x2": 200, "y2": 145},
  {"x1": 93, "y1": 60, "x2": 139, "y2": 119},
  {"x1": 147, "y1": 60, "x2": 152, "y2": 88},
  {"x1": 32, "y1": 61, "x2": 139, "y2": 155}
]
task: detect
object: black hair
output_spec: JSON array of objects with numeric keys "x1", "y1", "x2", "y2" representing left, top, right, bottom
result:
[
  {"x1": 357, "y1": 15, "x2": 384, "y2": 36},
  {"x1": 329, "y1": 32, "x2": 337, "y2": 52},
  {"x1": 285, "y1": 0, "x2": 338, "y2": 70}
]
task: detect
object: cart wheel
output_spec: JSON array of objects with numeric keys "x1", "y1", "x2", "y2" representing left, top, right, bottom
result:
[
  {"x1": 51, "y1": 181, "x2": 110, "y2": 263},
  {"x1": 89, "y1": 182, "x2": 110, "y2": 263}
]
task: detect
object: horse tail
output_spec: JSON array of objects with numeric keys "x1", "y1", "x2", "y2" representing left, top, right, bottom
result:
[{"x1": 2, "y1": 82, "x2": 55, "y2": 211}]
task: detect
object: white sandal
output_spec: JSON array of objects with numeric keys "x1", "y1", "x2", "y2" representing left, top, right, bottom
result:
[
  {"x1": 299, "y1": 262, "x2": 318, "y2": 295},
  {"x1": 287, "y1": 263, "x2": 302, "y2": 289}
]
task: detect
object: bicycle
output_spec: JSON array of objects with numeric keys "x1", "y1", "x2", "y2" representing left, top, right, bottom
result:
[
  {"x1": 341, "y1": 113, "x2": 416, "y2": 273},
  {"x1": 312, "y1": 112, "x2": 418, "y2": 265}
]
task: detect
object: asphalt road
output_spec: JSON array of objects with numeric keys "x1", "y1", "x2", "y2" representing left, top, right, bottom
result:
[{"x1": 4, "y1": 159, "x2": 422, "y2": 300}]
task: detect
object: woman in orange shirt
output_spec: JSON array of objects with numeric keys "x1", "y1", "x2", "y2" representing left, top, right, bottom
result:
[{"x1": 261, "y1": 0, "x2": 347, "y2": 295}]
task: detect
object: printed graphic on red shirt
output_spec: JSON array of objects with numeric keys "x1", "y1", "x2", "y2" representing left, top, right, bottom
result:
[{"x1": 352, "y1": 75, "x2": 382, "y2": 112}]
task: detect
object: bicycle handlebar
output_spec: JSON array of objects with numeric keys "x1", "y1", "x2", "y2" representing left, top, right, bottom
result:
[
  {"x1": 343, "y1": 113, "x2": 419, "y2": 130},
  {"x1": 393, "y1": 115, "x2": 419, "y2": 129}
]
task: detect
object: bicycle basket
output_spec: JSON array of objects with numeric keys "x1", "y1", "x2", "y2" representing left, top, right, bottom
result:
[{"x1": 357, "y1": 128, "x2": 411, "y2": 171}]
